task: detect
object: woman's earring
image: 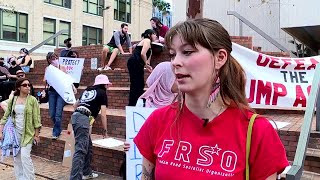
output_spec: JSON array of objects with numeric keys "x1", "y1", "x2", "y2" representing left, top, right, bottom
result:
[{"x1": 207, "y1": 77, "x2": 220, "y2": 108}]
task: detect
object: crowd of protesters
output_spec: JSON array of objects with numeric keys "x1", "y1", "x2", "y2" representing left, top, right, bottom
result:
[{"x1": 0, "y1": 17, "x2": 289, "y2": 180}]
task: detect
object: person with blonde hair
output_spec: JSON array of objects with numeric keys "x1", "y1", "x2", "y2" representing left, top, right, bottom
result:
[{"x1": 134, "y1": 18, "x2": 288, "y2": 179}]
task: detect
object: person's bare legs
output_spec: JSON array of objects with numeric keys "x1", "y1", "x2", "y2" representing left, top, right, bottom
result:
[
  {"x1": 105, "y1": 48, "x2": 119, "y2": 68},
  {"x1": 100, "y1": 47, "x2": 110, "y2": 68}
]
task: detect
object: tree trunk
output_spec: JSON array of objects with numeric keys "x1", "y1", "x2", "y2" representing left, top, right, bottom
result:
[{"x1": 186, "y1": 0, "x2": 204, "y2": 19}]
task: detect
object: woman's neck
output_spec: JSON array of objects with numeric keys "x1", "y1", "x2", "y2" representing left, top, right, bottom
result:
[
  {"x1": 185, "y1": 92, "x2": 225, "y2": 121},
  {"x1": 19, "y1": 93, "x2": 28, "y2": 98}
]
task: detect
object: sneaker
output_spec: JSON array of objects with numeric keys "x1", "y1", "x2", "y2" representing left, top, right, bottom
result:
[
  {"x1": 97, "y1": 67, "x2": 103, "y2": 71},
  {"x1": 52, "y1": 135, "x2": 58, "y2": 140},
  {"x1": 103, "y1": 66, "x2": 112, "y2": 70},
  {"x1": 82, "y1": 173, "x2": 98, "y2": 179}
]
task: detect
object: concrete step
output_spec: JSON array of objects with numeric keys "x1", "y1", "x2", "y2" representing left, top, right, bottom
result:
[
  {"x1": 33, "y1": 85, "x2": 138, "y2": 109},
  {"x1": 32, "y1": 126, "x2": 125, "y2": 177},
  {"x1": 0, "y1": 104, "x2": 126, "y2": 139},
  {"x1": 27, "y1": 69, "x2": 151, "y2": 88},
  {"x1": 305, "y1": 148, "x2": 320, "y2": 174}
]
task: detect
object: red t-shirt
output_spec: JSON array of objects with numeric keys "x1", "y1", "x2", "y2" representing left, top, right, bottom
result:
[{"x1": 134, "y1": 104, "x2": 288, "y2": 180}]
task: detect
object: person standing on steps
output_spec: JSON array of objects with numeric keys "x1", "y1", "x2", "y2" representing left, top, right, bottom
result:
[
  {"x1": 44, "y1": 52, "x2": 77, "y2": 140},
  {"x1": 99, "y1": 23, "x2": 132, "y2": 71},
  {"x1": 70, "y1": 74, "x2": 111, "y2": 180},
  {"x1": 127, "y1": 29, "x2": 158, "y2": 106}
]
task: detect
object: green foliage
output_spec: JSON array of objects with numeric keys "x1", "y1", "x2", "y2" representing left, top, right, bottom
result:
[
  {"x1": 152, "y1": 0, "x2": 171, "y2": 13},
  {"x1": 0, "y1": 1, "x2": 15, "y2": 14}
]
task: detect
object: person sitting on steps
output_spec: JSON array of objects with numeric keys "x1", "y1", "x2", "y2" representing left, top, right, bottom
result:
[{"x1": 98, "y1": 23, "x2": 132, "y2": 71}]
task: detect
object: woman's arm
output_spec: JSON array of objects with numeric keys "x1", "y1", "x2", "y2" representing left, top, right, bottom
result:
[
  {"x1": 20, "y1": 55, "x2": 31, "y2": 66},
  {"x1": 142, "y1": 157, "x2": 155, "y2": 180},
  {"x1": 140, "y1": 39, "x2": 151, "y2": 64},
  {"x1": 60, "y1": 65, "x2": 67, "y2": 73},
  {"x1": 266, "y1": 173, "x2": 277, "y2": 179}
]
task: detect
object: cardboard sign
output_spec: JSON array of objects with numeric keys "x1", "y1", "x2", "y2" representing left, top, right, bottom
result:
[
  {"x1": 125, "y1": 106, "x2": 156, "y2": 180},
  {"x1": 59, "y1": 57, "x2": 84, "y2": 83},
  {"x1": 62, "y1": 123, "x2": 75, "y2": 167}
]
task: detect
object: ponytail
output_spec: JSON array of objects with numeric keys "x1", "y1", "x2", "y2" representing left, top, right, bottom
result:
[{"x1": 219, "y1": 55, "x2": 249, "y2": 110}]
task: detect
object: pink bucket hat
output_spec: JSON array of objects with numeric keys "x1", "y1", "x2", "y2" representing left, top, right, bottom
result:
[{"x1": 93, "y1": 74, "x2": 112, "y2": 86}]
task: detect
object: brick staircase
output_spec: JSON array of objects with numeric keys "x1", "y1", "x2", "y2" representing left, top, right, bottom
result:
[{"x1": 1, "y1": 36, "x2": 319, "y2": 179}]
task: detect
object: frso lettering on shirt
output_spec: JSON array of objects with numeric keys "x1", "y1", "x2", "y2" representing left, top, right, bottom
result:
[{"x1": 158, "y1": 140, "x2": 237, "y2": 173}]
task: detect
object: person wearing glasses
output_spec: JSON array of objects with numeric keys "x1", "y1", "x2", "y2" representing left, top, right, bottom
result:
[
  {"x1": 0, "y1": 70, "x2": 35, "y2": 111},
  {"x1": 44, "y1": 52, "x2": 76, "y2": 140},
  {"x1": 0, "y1": 78, "x2": 41, "y2": 180}
]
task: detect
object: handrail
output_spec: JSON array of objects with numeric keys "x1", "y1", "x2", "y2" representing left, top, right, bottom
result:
[
  {"x1": 227, "y1": 11, "x2": 296, "y2": 57},
  {"x1": 29, "y1": 29, "x2": 68, "y2": 53},
  {"x1": 286, "y1": 64, "x2": 320, "y2": 179}
]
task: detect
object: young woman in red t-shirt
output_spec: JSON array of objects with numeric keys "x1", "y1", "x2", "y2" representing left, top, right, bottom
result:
[{"x1": 134, "y1": 18, "x2": 288, "y2": 180}]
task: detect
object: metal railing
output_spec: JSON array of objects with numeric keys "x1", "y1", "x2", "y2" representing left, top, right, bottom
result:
[
  {"x1": 29, "y1": 29, "x2": 68, "y2": 54},
  {"x1": 286, "y1": 64, "x2": 320, "y2": 179},
  {"x1": 227, "y1": 11, "x2": 296, "y2": 57}
]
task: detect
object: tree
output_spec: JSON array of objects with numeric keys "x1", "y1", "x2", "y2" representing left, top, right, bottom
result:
[{"x1": 152, "y1": 0, "x2": 171, "y2": 15}]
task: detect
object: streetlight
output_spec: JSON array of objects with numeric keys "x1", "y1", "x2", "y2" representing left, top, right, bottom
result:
[{"x1": 101, "y1": 6, "x2": 111, "y2": 43}]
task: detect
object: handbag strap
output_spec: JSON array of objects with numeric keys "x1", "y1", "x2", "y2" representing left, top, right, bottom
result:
[{"x1": 246, "y1": 113, "x2": 258, "y2": 180}]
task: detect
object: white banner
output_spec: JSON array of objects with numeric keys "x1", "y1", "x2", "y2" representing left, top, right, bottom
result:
[
  {"x1": 126, "y1": 106, "x2": 156, "y2": 180},
  {"x1": 45, "y1": 65, "x2": 76, "y2": 104},
  {"x1": 58, "y1": 57, "x2": 84, "y2": 83},
  {"x1": 231, "y1": 43, "x2": 320, "y2": 110}
]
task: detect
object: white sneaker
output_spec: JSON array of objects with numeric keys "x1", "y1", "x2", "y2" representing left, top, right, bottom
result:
[
  {"x1": 97, "y1": 67, "x2": 103, "y2": 71},
  {"x1": 103, "y1": 66, "x2": 112, "y2": 70},
  {"x1": 82, "y1": 173, "x2": 98, "y2": 179}
]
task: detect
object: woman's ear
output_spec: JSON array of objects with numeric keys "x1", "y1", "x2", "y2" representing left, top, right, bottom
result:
[{"x1": 214, "y1": 49, "x2": 228, "y2": 70}]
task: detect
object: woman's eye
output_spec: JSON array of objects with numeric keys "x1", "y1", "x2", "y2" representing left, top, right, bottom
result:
[
  {"x1": 182, "y1": 51, "x2": 194, "y2": 56},
  {"x1": 169, "y1": 53, "x2": 176, "y2": 59}
]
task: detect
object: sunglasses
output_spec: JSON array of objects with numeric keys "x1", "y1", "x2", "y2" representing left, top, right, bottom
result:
[
  {"x1": 17, "y1": 75, "x2": 25, "y2": 78},
  {"x1": 21, "y1": 83, "x2": 31, "y2": 87}
]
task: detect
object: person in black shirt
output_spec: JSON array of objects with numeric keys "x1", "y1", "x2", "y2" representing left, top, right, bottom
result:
[
  {"x1": 99, "y1": 23, "x2": 132, "y2": 71},
  {"x1": 60, "y1": 38, "x2": 77, "y2": 58},
  {"x1": 8, "y1": 56, "x2": 22, "y2": 81},
  {"x1": 70, "y1": 74, "x2": 111, "y2": 180}
]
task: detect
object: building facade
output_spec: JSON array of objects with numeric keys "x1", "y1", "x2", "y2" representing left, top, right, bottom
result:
[
  {"x1": 0, "y1": 0, "x2": 152, "y2": 59},
  {"x1": 172, "y1": 0, "x2": 303, "y2": 52}
]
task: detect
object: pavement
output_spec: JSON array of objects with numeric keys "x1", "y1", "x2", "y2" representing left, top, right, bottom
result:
[{"x1": 0, "y1": 155, "x2": 121, "y2": 180}]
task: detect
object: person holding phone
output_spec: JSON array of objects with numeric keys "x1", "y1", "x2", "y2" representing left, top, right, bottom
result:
[{"x1": 0, "y1": 78, "x2": 41, "y2": 179}]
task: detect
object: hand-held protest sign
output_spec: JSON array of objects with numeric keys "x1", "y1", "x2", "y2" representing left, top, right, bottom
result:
[
  {"x1": 126, "y1": 106, "x2": 156, "y2": 180},
  {"x1": 231, "y1": 43, "x2": 320, "y2": 110},
  {"x1": 59, "y1": 57, "x2": 84, "y2": 83},
  {"x1": 45, "y1": 65, "x2": 76, "y2": 104}
]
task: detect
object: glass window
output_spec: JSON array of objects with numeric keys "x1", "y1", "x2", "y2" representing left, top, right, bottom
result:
[
  {"x1": 0, "y1": 9, "x2": 28, "y2": 42},
  {"x1": 43, "y1": 18, "x2": 56, "y2": 45},
  {"x1": 82, "y1": 25, "x2": 102, "y2": 45},
  {"x1": 114, "y1": 0, "x2": 131, "y2": 23},
  {"x1": 83, "y1": 0, "x2": 104, "y2": 16},
  {"x1": 59, "y1": 21, "x2": 71, "y2": 46},
  {"x1": 44, "y1": 0, "x2": 71, "y2": 8}
]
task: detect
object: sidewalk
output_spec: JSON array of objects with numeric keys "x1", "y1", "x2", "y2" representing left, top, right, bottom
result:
[{"x1": 1, "y1": 155, "x2": 121, "y2": 180}]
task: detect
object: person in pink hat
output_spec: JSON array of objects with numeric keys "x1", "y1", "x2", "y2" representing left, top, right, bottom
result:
[{"x1": 70, "y1": 74, "x2": 111, "y2": 180}]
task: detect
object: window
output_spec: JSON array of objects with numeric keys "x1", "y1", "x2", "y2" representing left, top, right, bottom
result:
[
  {"x1": 82, "y1": 25, "x2": 102, "y2": 45},
  {"x1": 0, "y1": 9, "x2": 28, "y2": 42},
  {"x1": 43, "y1": 18, "x2": 56, "y2": 45},
  {"x1": 83, "y1": 0, "x2": 104, "y2": 16},
  {"x1": 59, "y1": 21, "x2": 71, "y2": 46},
  {"x1": 114, "y1": 0, "x2": 131, "y2": 23},
  {"x1": 44, "y1": 0, "x2": 71, "y2": 9}
]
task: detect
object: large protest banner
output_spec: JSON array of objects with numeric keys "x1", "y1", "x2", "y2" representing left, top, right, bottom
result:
[
  {"x1": 59, "y1": 57, "x2": 84, "y2": 83},
  {"x1": 126, "y1": 106, "x2": 156, "y2": 180},
  {"x1": 231, "y1": 43, "x2": 320, "y2": 110},
  {"x1": 45, "y1": 65, "x2": 76, "y2": 104}
]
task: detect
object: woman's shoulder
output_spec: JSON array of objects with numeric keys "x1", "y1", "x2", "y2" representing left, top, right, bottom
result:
[
  {"x1": 27, "y1": 95, "x2": 38, "y2": 102},
  {"x1": 149, "y1": 104, "x2": 178, "y2": 120}
]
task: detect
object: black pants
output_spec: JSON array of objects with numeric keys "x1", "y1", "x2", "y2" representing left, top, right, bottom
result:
[{"x1": 127, "y1": 58, "x2": 145, "y2": 106}]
